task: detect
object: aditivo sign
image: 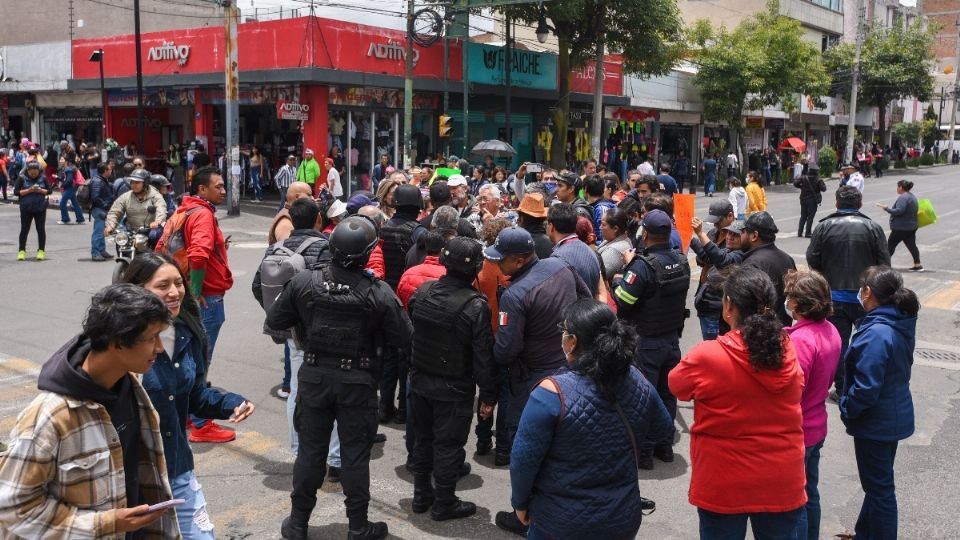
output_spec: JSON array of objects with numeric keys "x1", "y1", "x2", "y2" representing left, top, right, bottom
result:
[{"x1": 277, "y1": 101, "x2": 309, "y2": 121}]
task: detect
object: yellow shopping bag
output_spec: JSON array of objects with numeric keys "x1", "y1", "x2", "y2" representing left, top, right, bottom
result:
[{"x1": 917, "y1": 198, "x2": 937, "y2": 228}]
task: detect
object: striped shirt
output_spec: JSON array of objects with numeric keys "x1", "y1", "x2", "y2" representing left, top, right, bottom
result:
[
  {"x1": 275, "y1": 164, "x2": 297, "y2": 189},
  {"x1": 0, "y1": 376, "x2": 179, "y2": 539}
]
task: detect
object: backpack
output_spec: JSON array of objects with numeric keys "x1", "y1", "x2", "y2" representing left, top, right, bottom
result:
[
  {"x1": 76, "y1": 181, "x2": 92, "y2": 210},
  {"x1": 156, "y1": 207, "x2": 203, "y2": 275},
  {"x1": 258, "y1": 237, "x2": 324, "y2": 313}
]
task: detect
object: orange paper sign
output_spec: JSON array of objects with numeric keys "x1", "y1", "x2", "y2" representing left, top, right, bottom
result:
[{"x1": 674, "y1": 193, "x2": 695, "y2": 254}]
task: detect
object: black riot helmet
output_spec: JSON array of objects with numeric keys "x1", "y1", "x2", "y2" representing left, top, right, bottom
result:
[
  {"x1": 392, "y1": 183, "x2": 423, "y2": 211},
  {"x1": 440, "y1": 236, "x2": 484, "y2": 279},
  {"x1": 329, "y1": 215, "x2": 379, "y2": 269}
]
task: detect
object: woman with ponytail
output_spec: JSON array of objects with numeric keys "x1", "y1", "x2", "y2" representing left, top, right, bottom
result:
[
  {"x1": 841, "y1": 265, "x2": 919, "y2": 539},
  {"x1": 502, "y1": 299, "x2": 671, "y2": 540},
  {"x1": 669, "y1": 266, "x2": 806, "y2": 539}
]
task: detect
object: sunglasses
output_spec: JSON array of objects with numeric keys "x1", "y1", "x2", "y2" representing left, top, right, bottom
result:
[{"x1": 556, "y1": 322, "x2": 569, "y2": 334}]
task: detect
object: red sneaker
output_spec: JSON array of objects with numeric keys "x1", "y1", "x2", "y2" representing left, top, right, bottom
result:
[{"x1": 188, "y1": 421, "x2": 236, "y2": 443}]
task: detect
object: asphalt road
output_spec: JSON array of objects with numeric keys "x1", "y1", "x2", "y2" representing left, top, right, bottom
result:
[{"x1": 1, "y1": 165, "x2": 959, "y2": 539}]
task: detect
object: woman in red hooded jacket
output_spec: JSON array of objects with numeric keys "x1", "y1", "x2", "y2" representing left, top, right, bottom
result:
[{"x1": 669, "y1": 266, "x2": 806, "y2": 539}]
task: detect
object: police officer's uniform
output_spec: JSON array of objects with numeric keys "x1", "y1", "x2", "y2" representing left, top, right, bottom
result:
[
  {"x1": 613, "y1": 209, "x2": 690, "y2": 467},
  {"x1": 267, "y1": 216, "x2": 412, "y2": 540},
  {"x1": 407, "y1": 237, "x2": 497, "y2": 521}
]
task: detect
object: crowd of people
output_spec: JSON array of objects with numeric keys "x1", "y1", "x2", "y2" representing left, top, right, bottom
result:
[{"x1": 0, "y1": 138, "x2": 924, "y2": 540}]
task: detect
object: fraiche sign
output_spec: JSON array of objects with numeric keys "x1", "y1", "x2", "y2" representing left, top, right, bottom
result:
[
  {"x1": 147, "y1": 41, "x2": 191, "y2": 66},
  {"x1": 277, "y1": 101, "x2": 309, "y2": 121}
]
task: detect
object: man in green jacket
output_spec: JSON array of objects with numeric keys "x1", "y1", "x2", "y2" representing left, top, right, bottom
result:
[{"x1": 296, "y1": 149, "x2": 322, "y2": 196}]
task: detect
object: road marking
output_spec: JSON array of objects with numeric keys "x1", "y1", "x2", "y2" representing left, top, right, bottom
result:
[{"x1": 923, "y1": 281, "x2": 960, "y2": 311}]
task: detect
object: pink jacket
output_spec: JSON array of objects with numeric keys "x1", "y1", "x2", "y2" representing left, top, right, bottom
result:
[
  {"x1": 784, "y1": 319, "x2": 842, "y2": 447},
  {"x1": 396, "y1": 256, "x2": 446, "y2": 310}
]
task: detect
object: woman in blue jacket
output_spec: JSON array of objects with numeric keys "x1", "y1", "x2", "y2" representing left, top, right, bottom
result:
[
  {"x1": 840, "y1": 265, "x2": 919, "y2": 540},
  {"x1": 499, "y1": 299, "x2": 671, "y2": 539},
  {"x1": 121, "y1": 253, "x2": 256, "y2": 539}
]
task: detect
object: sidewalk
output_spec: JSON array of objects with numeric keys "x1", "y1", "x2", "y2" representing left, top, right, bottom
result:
[{"x1": 763, "y1": 162, "x2": 957, "y2": 194}]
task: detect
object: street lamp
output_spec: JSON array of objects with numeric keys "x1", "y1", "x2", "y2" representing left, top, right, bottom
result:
[
  {"x1": 535, "y1": 8, "x2": 551, "y2": 43},
  {"x1": 89, "y1": 49, "x2": 106, "y2": 143}
]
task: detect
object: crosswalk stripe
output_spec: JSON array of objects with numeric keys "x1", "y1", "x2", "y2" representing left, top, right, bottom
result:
[{"x1": 923, "y1": 281, "x2": 960, "y2": 311}]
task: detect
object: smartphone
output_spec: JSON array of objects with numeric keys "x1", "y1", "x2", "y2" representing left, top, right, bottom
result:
[
  {"x1": 145, "y1": 499, "x2": 185, "y2": 513},
  {"x1": 231, "y1": 401, "x2": 251, "y2": 421},
  {"x1": 527, "y1": 163, "x2": 544, "y2": 174}
]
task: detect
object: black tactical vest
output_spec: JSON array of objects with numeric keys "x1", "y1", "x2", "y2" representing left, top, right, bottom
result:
[
  {"x1": 633, "y1": 251, "x2": 690, "y2": 337},
  {"x1": 410, "y1": 282, "x2": 481, "y2": 378},
  {"x1": 380, "y1": 219, "x2": 420, "y2": 290},
  {"x1": 302, "y1": 265, "x2": 376, "y2": 358}
]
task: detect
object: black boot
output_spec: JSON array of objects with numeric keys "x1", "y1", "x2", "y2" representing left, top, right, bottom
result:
[
  {"x1": 347, "y1": 521, "x2": 388, "y2": 540},
  {"x1": 411, "y1": 473, "x2": 434, "y2": 514},
  {"x1": 476, "y1": 439, "x2": 492, "y2": 455},
  {"x1": 430, "y1": 483, "x2": 476, "y2": 521},
  {"x1": 394, "y1": 407, "x2": 406, "y2": 424},
  {"x1": 280, "y1": 516, "x2": 308, "y2": 540}
]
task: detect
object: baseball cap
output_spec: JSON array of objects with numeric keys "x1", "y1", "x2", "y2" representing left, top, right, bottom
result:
[
  {"x1": 448, "y1": 155, "x2": 460, "y2": 162},
  {"x1": 429, "y1": 181, "x2": 451, "y2": 203},
  {"x1": 642, "y1": 209, "x2": 673, "y2": 235},
  {"x1": 723, "y1": 220, "x2": 745, "y2": 234},
  {"x1": 305, "y1": 148, "x2": 315, "y2": 155},
  {"x1": 483, "y1": 227, "x2": 536, "y2": 261},
  {"x1": 346, "y1": 193, "x2": 376, "y2": 214},
  {"x1": 557, "y1": 171, "x2": 580, "y2": 189},
  {"x1": 326, "y1": 199, "x2": 348, "y2": 220},
  {"x1": 703, "y1": 199, "x2": 734, "y2": 224},
  {"x1": 447, "y1": 174, "x2": 468, "y2": 187},
  {"x1": 743, "y1": 211, "x2": 778, "y2": 235},
  {"x1": 840, "y1": 162, "x2": 857, "y2": 170}
]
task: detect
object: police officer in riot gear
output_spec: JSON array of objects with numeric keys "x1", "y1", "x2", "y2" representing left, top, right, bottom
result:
[
  {"x1": 407, "y1": 236, "x2": 497, "y2": 521},
  {"x1": 378, "y1": 183, "x2": 425, "y2": 423},
  {"x1": 612, "y1": 209, "x2": 691, "y2": 470},
  {"x1": 267, "y1": 215, "x2": 413, "y2": 540}
]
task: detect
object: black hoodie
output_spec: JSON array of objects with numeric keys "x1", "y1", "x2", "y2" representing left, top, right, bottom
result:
[{"x1": 38, "y1": 335, "x2": 142, "y2": 510}]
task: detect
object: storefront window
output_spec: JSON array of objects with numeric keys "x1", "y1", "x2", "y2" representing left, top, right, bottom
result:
[{"x1": 40, "y1": 108, "x2": 102, "y2": 149}]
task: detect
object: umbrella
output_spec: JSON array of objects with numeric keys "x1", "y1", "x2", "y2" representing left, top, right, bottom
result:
[
  {"x1": 778, "y1": 137, "x2": 806, "y2": 153},
  {"x1": 470, "y1": 139, "x2": 517, "y2": 158}
]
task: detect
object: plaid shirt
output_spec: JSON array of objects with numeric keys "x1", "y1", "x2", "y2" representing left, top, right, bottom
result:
[{"x1": 0, "y1": 375, "x2": 180, "y2": 539}]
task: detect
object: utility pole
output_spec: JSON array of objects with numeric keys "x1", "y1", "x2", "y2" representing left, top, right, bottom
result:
[
  {"x1": 224, "y1": 1, "x2": 240, "y2": 215},
  {"x1": 590, "y1": 40, "x2": 605, "y2": 162},
  {"x1": 504, "y1": 15, "x2": 512, "y2": 145},
  {"x1": 947, "y1": 19, "x2": 960, "y2": 157},
  {"x1": 403, "y1": 0, "x2": 415, "y2": 169},
  {"x1": 461, "y1": 0, "x2": 469, "y2": 158},
  {"x1": 134, "y1": 0, "x2": 145, "y2": 154},
  {"x1": 844, "y1": 0, "x2": 864, "y2": 165}
]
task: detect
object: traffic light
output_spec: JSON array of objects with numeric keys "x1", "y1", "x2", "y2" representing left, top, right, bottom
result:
[{"x1": 439, "y1": 114, "x2": 453, "y2": 138}]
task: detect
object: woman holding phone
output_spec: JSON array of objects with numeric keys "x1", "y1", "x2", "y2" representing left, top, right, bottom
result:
[{"x1": 121, "y1": 252, "x2": 255, "y2": 539}]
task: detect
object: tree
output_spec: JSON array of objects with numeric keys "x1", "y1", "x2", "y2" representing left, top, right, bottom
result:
[
  {"x1": 692, "y1": 1, "x2": 830, "y2": 175},
  {"x1": 497, "y1": 0, "x2": 684, "y2": 169},
  {"x1": 824, "y1": 18, "x2": 936, "y2": 147}
]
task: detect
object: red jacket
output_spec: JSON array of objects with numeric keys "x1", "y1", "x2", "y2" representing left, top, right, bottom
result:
[
  {"x1": 396, "y1": 256, "x2": 446, "y2": 309},
  {"x1": 365, "y1": 240, "x2": 385, "y2": 280},
  {"x1": 668, "y1": 330, "x2": 806, "y2": 514},
  {"x1": 178, "y1": 195, "x2": 234, "y2": 296}
]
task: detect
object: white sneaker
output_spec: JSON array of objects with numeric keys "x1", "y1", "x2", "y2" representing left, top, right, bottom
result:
[
  {"x1": 276, "y1": 387, "x2": 291, "y2": 399},
  {"x1": 56, "y1": 221, "x2": 70, "y2": 225}
]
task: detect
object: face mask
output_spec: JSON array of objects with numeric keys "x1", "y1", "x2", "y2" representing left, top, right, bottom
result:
[
  {"x1": 784, "y1": 299, "x2": 794, "y2": 321},
  {"x1": 857, "y1": 288, "x2": 865, "y2": 309}
]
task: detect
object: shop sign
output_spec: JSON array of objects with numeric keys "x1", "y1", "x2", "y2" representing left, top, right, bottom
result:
[
  {"x1": 744, "y1": 117, "x2": 764, "y2": 129},
  {"x1": 120, "y1": 117, "x2": 163, "y2": 129},
  {"x1": 570, "y1": 55, "x2": 623, "y2": 96},
  {"x1": 328, "y1": 86, "x2": 439, "y2": 109},
  {"x1": 764, "y1": 118, "x2": 785, "y2": 130},
  {"x1": 147, "y1": 41, "x2": 191, "y2": 66},
  {"x1": 467, "y1": 43, "x2": 557, "y2": 91},
  {"x1": 108, "y1": 88, "x2": 196, "y2": 107},
  {"x1": 367, "y1": 41, "x2": 419, "y2": 65},
  {"x1": 201, "y1": 84, "x2": 300, "y2": 106},
  {"x1": 800, "y1": 95, "x2": 830, "y2": 115},
  {"x1": 277, "y1": 100, "x2": 309, "y2": 121}
]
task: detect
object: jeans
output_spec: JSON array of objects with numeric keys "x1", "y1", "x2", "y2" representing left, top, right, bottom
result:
[
  {"x1": 854, "y1": 438, "x2": 899, "y2": 540},
  {"x1": 796, "y1": 441, "x2": 824, "y2": 540},
  {"x1": 91, "y1": 207, "x2": 107, "y2": 257},
  {"x1": 506, "y1": 368, "x2": 560, "y2": 450},
  {"x1": 193, "y1": 295, "x2": 225, "y2": 428},
  {"x1": 287, "y1": 339, "x2": 340, "y2": 466},
  {"x1": 170, "y1": 470, "x2": 215, "y2": 540},
  {"x1": 59, "y1": 187, "x2": 84, "y2": 223},
  {"x1": 705, "y1": 175, "x2": 716, "y2": 195},
  {"x1": 698, "y1": 507, "x2": 802, "y2": 540},
  {"x1": 18, "y1": 210, "x2": 47, "y2": 251},
  {"x1": 250, "y1": 168, "x2": 262, "y2": 199},
  {"x1": 277, "y1": 186, "x2": 288, "y2": 211},
  {"x1": 699, "y1": 315, "x2": 719, "y2": 341},
  {"x1": 887, "y1": 229, "x2": 920, "y2": 265},
  {"x1": 475, "y1": 369, "x2": 510, "y2": 454},
  {"x1": 798, "y1": 198, "x2": 818, "y2": 237},
  {"x1": 828, "y1": 301, "x2": 865, "y2": 390}
]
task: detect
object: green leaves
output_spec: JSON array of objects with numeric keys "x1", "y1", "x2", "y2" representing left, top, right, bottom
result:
[{"x1": 693, "y1": 4, "x2": 829, "y2": 126}]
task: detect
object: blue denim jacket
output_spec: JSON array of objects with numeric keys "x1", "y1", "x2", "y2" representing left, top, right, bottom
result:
[{"x1": 142, "y1": 321, "x2": 245, "y2": 479}]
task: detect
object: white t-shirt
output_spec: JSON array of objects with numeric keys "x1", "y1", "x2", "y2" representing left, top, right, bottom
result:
[
  {"x1": 160, "y1": 325, "x2": 176, "y2": 361},
  {"x1": 328, "y1": 168, "x2": 343, "y2": 197}
]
